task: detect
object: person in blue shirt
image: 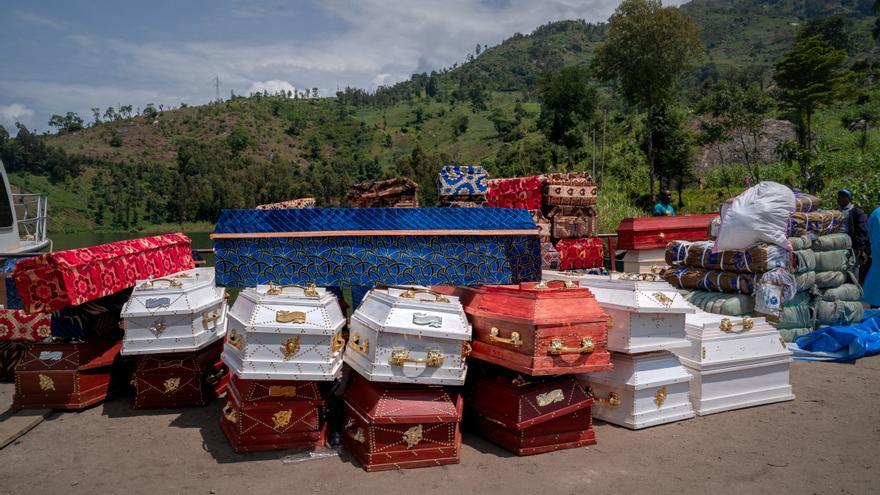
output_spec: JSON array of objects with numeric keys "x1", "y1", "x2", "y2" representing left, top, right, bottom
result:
[
  {"x1": 653, "y1": 190, "x2": 675, "y2": 217},
  {"x1": 862, "y1": 192, "x2": 880, "y2": 307}
]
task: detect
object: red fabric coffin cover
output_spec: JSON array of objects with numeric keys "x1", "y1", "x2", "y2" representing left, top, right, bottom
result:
[
  {"x1": 486, "y1": 177, "x2": 543, "y2": 210},
  {"x1": 13, "y1": 339, "x2": 122, "y2": 410},
  {"x1": 555, "y1": 237, "x2": 604, "y2": 270},
  {"x1": 0, "y1": 309, "x2": 51, "y2": 342},
  {"x1": 14, "y1": 233, "x2": 194, "y2": 314},
  {"x1": 453, "y1": 281, "x2": 611, "y2": 376},
  {"x1": 616, "y1": 214, "x2": 716, "y2": 250},
  {"x1": 342, "y1": 374, "x2": 463, "y2": 471},
  {"x1": 221, "y1": 375, "x2": 327, "y2": 453},
  {"x1": 468, "y1": 373, "x2": 595, "y2": 456},
  {"x1": 131, "y1": 340, "x2": 227, "y2": 410}
]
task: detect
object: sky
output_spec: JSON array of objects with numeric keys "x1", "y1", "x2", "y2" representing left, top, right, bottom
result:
[{"x1": 0, "y1": 0, "x2": 686, "y2": 134}]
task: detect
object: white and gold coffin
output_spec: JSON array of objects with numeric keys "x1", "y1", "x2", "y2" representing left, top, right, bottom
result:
[
  {"x1": 674, "y1": 312, "x2": 794, "y2": 416},
  {"x1": 121, "y1": 268, "x2": 227, "y2": 355},
  {"x1": 579, "y1": 351, "x2": 695, "y2": 429},
  {"x1": 344, "y1": 287, "x2": 471, "y2": 386},
  {"x1": 221, "y1": 284, "x2": 346, "y2": 381}
]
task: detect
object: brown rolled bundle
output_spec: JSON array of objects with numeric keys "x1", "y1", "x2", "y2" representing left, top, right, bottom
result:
[
  {"x1": 665, "y1": 240, "x2": 790, "y2": 273},
  {"x1": 663, "y1": 265, "x2": 756, "y2": 294},
  {"x1": 787, "y1": 210, "x2": 843, "y2": 237}
]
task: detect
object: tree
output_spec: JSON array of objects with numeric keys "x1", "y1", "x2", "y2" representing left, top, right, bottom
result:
[
  {"x1": 647, "y1": 104, "x2": 694, "y2": 206},
  {"x1": 312, "y1": 88, "x2": 319, "y2": 98},
  {"x1": 91, "y1": 108, "x2": 101, "y2": 125},
  {"x1": 798, "y1": 15, "x2": 853, "y2": 53},
  {"x1": 594, "y1": 0, "x2": 703, "y2": 199},
  {"x1": 226, "y1": 126, "x2": 252, "y2": 155},
  {"x1": 842, "y1": 107, "x2": 880, "y2": 154},
  {"x1": 874, "y1": 1, "x2": 880, "y2": 43},
  {"x1": 142, "y1": 104, "x2": 158, "y2": 119},
  {"x1": 47, "y1": 112, "x2": 84, "y2": 134},
  {"x1": 536, "y1": 65, "x2": 597, "y2": 166},
  {"x1": 453, "y1": 115, "x2": 469, "y2": 138}
]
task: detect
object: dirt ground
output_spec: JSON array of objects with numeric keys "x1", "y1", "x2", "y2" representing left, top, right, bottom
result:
[{"x1": 1, "y1": 358, "x2": 878, "y2": 495}]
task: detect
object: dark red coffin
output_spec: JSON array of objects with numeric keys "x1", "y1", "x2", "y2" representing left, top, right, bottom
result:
[
  {"x1": 13, "y1": 339, "x2": 122, "y2": 410},
  {"x1": 220, "y1": 375, "x2": 327, "y2": 453},
  {"x1": 342, "y1": 373, "x2": 463, "y2": 471},
  {"x1": 131, "y1": 340, "x2": 227, "y2": 409},
  {"x1": 13, "y1": 233, "x2": 194, "y2": 314},
  {"x1": 616, "y1": 214, "x2": 716, "y2": 250},
  {"x1": 555, "y1": 237, "x2": 604, "y2": 270},
  {"x1": 468, "y1": 373, "x2": 595, "y2": 456},
  {"x1": 452, "y1": 281, "x2": 611, "y2": 376}
]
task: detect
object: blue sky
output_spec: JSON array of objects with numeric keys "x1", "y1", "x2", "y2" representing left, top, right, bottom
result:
[{"x1": 0, "y1": 0, "x2": 685, "y2": 134}]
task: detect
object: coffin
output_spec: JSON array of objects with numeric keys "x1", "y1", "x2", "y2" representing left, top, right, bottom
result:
[
  {"x1": 222, "y1": 284, "x2": 345, "y2": 381},
  {"x1": 0, "y1": 309, "x2": 51, "y2": 342},
  {"x1": 437, "y1": 165, "x2": 489, "y2": 197},
  {"x1": 342, "y1": 374, "x2": 463, "y2": 471},
  {"x1": 485, "y1": 177, "x2": 543, "y2": 210},
  {"x1": 13, "y1": 339, "x2": 123, "y2": 410},
  {"x1": 468, "y1": 373, "x2": 595, "y2": 456},
  {"x1": 621, "y1": 248, "x2": 668, "y2": 274},
  {"x1": 674, "y1": 312, "x2": 794, "y2": 416},
  {"x1": 13, "y1": 234, "x2": 194, "y2": 314},
  {"x1": 616, "y1": 214, "x2": 716, "y2": 251},
  {"x1": 452, "y1": 281, "x2": 611, "y2": 376},
  {"x1": 220, "y1": 374, "x2": 327, "y2": 453},
  {"x1": 542, "y1": 172, "x2": 598, "y2": 207},
  {"x1": 563, "y1": 273, "x2": 694, "y2": 354},
  {"x1": 212, "y1": 208, "x2": 541, "y2": 288},
  {"x1": 50, "y1": 290, "x2": 129, "y2": 340},
  {"x1": 121, "y1": 268, "x2": 227, "y2": 355},
  {"x1": 345, "y1": 287, "x2": 471, "y2": 386},
  {"x1": 580, "y1": 351, "x2": 695, "y2": 429},
  {"x1": 131, "y1": 340, "x2": 227, "y2": 409},
  {"x1": 555, "y1": 237, "x2": 604, "y2": 271}
]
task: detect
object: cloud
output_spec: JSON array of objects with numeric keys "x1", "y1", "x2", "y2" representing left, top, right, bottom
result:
[
  {"x1": 0, "y1": 103, "x2": 36, "y2": 131},
  {"x1": 248, "y1": 80, "x2": 298, "y2": 95},
  {"x1": 15, "y1": 11, "x2": 67, "y2": 29}
]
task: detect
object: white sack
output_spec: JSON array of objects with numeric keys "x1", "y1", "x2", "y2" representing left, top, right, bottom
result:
[{"x1": 714, "y1": 181, "x2": 795, "y2": 251}]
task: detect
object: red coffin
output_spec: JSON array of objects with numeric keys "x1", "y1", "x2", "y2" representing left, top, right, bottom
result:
[
  {"x1": 616, "y1": 214, "x2": 716, "y2": 250},
  {"x1": 13, "y1": 234, "x2": 194, "y2": 314},
  {"x1": 220, "y1": 375, "x2": 327, "y2": 453},
  {"x1": 467, "y1": 373, "x2": 596, "y2": 456},
  {"x1": 13, "y1": 339, "x2": 123, "y2": 410},
  {"x1": 0, "y1": 309, "x2": 51, "y2": 342},
  {"x1": 342, "y1": 374, "x2": 463, "y2": 471},
  {"x1": 452, "y1": 281, "x2": 611, "y2": 376},
  {"x1": 555, "y1": 237, "x2": 604, "y2": 270},
  {"x1": 131, "y1": 340, "x2": 227, "y2": 410},
  {"x1": 486, "y1": 177, "x2": 543, "y2": 210}
]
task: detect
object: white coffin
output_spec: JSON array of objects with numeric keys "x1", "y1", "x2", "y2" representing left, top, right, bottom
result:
[
  {"x1": 221, "y1": 284, "x2": 346, "y2": 381},
  {"x1": 675, "y1": 312, "x2": 794, "y2": 416},
  {"x1": 344, "y1": 286, "x2": 471, "y2": 386},
  {"x1": 121, "y1": 268, "x2": 227, "y2": 355},
  {"x1": 551, "y1": 272, "x2": 694, "y2": 353},
  {"x1": 579, "y1": 351, "x2": 695, "y2": 429},
  {"x1": 622, "y1": 248, "x2": 667, "y2": 274}
]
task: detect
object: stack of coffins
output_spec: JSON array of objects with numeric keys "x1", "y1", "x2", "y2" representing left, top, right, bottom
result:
[
  {"x1": 452, "y1": 280, "x2": 609, "y2": 454},
  {"x1": 674, "y1": 312, "x2": 794, "y2": 415},
  {"x1": 347, "y1": 177, "x2": 419, "y2": 208},
  {"x1": 558, "y1": 273, "x2": 697, "y2": 429},
  {"x1": 120, "y1": 267, "x2": 229, "y2": 409},
  {"x1": 11, "y1": 234, "x2": 195, "y2": 409},
  {"x1": 342, "y1": 286, "x2": 470, "y2": 469},
  {"x1": 617, "y1": 214, "x2": 716, "y2": 274},
  {"x1": 811, "y1": 233, "x2": 863, "y2": 327},
  {"x1": 437, "y1": 165, "x2": 489, "y2": 207},
  {"x1": 1, "y1": 257, "x2": 49, "y2": 381},
  {"x1": 220, "y1": 283, "x2": 345, "y2": 452}
]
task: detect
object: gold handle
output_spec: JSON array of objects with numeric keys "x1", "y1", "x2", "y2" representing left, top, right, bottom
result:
[
  {"x1": 719, "y1": 316, "x2": 754, "y2": 332},
  {"x1": 591, "y1": 389, "x2": 620, "y2": 407},
  {"x1": 535, "y1": 279, "x2": 577, "y2": 289},
  {"x1": 389, "y1": 348, "x2": 444, "y2": 367},
  {"x1": 548, "y1": 337, "x2": 595, "y2": 355},
  {"x1": 331, "y1": 332, "x2": 346, "y2": 352},
  {"x1": 223, "y1": 404, "x2": 238, "y2": 424},
  {"x1": 489, "y1": 327, "x2": 523, "y2": 347},
  {"x1": 461, "y1": 341, "x2": 472, "y2": 358},
  {"x1": 399, "y1": 288, "x2": 449, "y2": 303},
  {"x1": 202, "y1": 310, "x2": 221, "y2": 324},
  {"x1": 280, "y1": 337, "x2": 301, "y2": 361},
  {"x1": 349, "y1": 333, "x2": 369, "y2": 355},
  {"x1": 266, "y1": 283, "x2": 319, "y2": 298},
  {"x1": 658, "y1": 232, "x2": 666, "y2": 240},
  {"x1": 139, "y1": 278, "x2": 183, "y2": 289},
  {"x1": 620, "y1": 272, "x2": 659, "y2": 281},
  {"x1": 227, "y1": 328, "x2": 244, "y2": 351},
  {"x1": 149, "y1": 320, "x2": 167, "y2": 335}
]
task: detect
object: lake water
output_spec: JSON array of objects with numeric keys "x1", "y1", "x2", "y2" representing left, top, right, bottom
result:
[{"x1": 51, "y1": 231, "x2": 213, "y2": 251}]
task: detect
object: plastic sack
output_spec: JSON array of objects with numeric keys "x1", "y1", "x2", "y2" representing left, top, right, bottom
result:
[
  {"x1": 779, "y1": 327, "x2": 815, "y2": 343},
  {"x1": 815, "y1": 271, "x2": 849, "y2": 289},
  {"x1": 794, "y1": 271, "x2": 816, "y2": 292},
  {"x1": 792, "y1": 249, "x2": 816, "y2": 274},
  {"x1": 814, "y1": 299, "x2": 865, "y2": 326},
  {"x1": 777, "y1": 292, "x2": 814, "y2": 330},
  {"x1": 681, "y1": 290, "x2": 755, "y2": 316},
  {"x1": 789, "y1": 235, "x2": 813, "y2": 251},
  {"x1": 755, "y1": 269, "x2": 798, "y2": 317},
  {"x1": 820, "y1": 283, "x2": 863, "y2": 302},
  {"x1": 715, "y1": 181, "x2": 795, "y2": 251},
  {"x1": 814, "y1": 249, "x2": 853, "y2": 273},
  {"x1": 812, "y1": 233, "x2": 851, "y2": 252}
]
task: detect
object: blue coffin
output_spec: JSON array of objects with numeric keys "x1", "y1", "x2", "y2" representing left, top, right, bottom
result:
[
  {"x1": 437, "y1": 165, "x2": 489, "y2": 196},
  {"x1": 212, "y1": 208, "x2": 540, "y2": 288}
]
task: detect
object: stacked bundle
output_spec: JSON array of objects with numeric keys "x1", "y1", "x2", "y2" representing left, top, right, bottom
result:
[
  {"x1": 437, "y1": 165, "x2": 489, "y2": 206},
  {"x1": 347, "y1": 177, "x2": 419, "y2": 208},
  {"x1": 812, "y1": 233, "x2": 863, "y2": 327},
  {"x1": 120, "y1": 267, "x2": 229, "y2": 409},
  {"x1": 0, "y1": 257, "x2": 47, "y2": 381},
  {"x1": 776, "y1": 235, "x2": 816, "y2": 342},
  {"x1": 10, "y1": 234, "x2": 195, "y2": 410}
]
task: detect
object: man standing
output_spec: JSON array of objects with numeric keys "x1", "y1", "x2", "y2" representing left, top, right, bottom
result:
[
  {"x1": 837, "y1": 189, "x2": 870, "y2": 284},
  {"x1": 653, "y1": 190, "x2": 675, "y2": 217},
  {"x1": 862, "y1": 192, "x2": 880, "y2": 307}
]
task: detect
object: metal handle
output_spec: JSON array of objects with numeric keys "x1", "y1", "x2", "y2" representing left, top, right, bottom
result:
[
  {"x1": 349, "y1": 333, "x2": 369, "y2": 354},
  {"x1": 149, "y1": 320, "x2": 167, "y2": 335},
  {"x1": 535, "y1": 279, "x2": 577, "y2": 289},
  {"x1": 620, "y1": 272, "x2": 659, "y2": 281},
  {"x1": 591, "y1": 389, "x2": 620, "y2": 407},
  {"x1": 227, "y1": 328, "x2": 244, "y2": 351},
  {"x1": 461, "y1": 341, "x2": 472, "y2": 358},
  {"x1": 548, "y1": 337, "x2": 595, "y2": 355},
  {"x1": 489, "y1": 327, "x2": 523, "y2": 347},
  {"x1": 399, "y1": 288, "x2": 449, "y2": 303},
  {"x1": 331, "y1": 332, "x2": 346, "y2": 353},
  {"x1": 202, "y1": 309, "x2": 221, "y2": 324},
  {"x1": 265, "y1": 283, "x2": 319, "y2": 298},
  {"x1": 719, "y1": 316, "x2": 754, "y2": 332},
  {"x1": 389, "y1": 348, "x2": 444, "y2": 367},
  {"x1": 223, "y1": 404, "x2": 238, "y2": 424},
  {"x1": 139, "y1": 278, "x2": 183, "y2": 289}
]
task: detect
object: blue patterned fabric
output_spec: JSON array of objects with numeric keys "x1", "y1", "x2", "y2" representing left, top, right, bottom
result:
[
  {"x1": 1, "y1": 257, "x2": 33, "y2": 310},
  {"x1": 437, "y1": 166, "x2": 489, "y2": 196},
  {"x1": 50, "y1": 290, "x2": 129, "y2": 340}
]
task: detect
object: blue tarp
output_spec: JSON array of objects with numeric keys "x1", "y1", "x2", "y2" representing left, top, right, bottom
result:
[{"x1": 791, "y1": 316, "x2": 880, "y2": 362}]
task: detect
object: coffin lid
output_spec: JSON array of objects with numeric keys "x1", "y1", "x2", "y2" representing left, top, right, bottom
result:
[
  {"x1": 685, "y1": 312, "x2": 769, "y2": 334},
  {"x1": 122, "y1": 268, "x2": 223, "y2": 317},
  {"x1": 616, "y1": 214, "x2": 717, "y2": 234},
  {"x1": 454, "y1": 281, "x2": 608, "y2": 326},
  {"x1": 586, "y1": 351, "x2": 692, "y2": 390},
  {"x1": 351, "y1": 286, "x2": 471, "y2": 340},
  {"x1": 229, "y1": 284, "x2": 344, "y2": 334},
  {"x1": 574, "y1": 274, "x2": 695, "y2": 314},
  {"x1": 343, "y1": 374, "x2": 462, "y2": 424},
  {"x1": 470, "y1": 374, "x2": 592, "y2": 430}
]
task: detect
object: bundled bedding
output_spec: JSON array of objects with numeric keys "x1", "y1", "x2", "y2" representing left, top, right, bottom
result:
[
  {"x1": 787, "y1": 210, "x2": 843, "y2": 237},
  {"x1": 665, "y1": 240, "x2": 790, "y2": 273},
  {"x1": 680, "y1": 290, "x2": 755, "y2": 316}
]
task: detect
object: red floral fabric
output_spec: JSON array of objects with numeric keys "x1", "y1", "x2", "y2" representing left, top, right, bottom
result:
[
  {"x1": 0, "y1": 310, "x2": 51, "y2": 342},
  {"x1": 555, "y1": 237, "x2": 604, "y2": 270},
  {"x1": 486, "y1": 177, "x2": 543, "y2": 210},
  {"x1": 13, "y1": 234, "x2": 194, "y2": 314}
]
